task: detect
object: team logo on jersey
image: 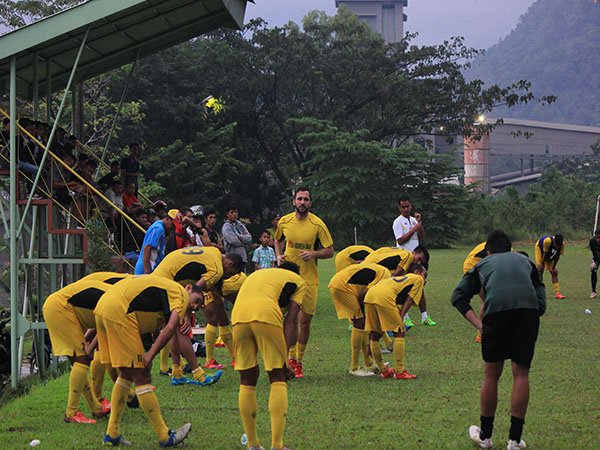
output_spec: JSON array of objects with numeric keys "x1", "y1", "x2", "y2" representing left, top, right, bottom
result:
[{"x1": 287, "y1": 241, "x2": 312, "y2": 250}]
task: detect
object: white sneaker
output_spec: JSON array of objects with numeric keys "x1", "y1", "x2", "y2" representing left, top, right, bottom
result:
[
  {"x1": 348, "y1": 368, "x2": 375, "y2": 377},
  {"x1": 469, "y1": 425, "x2": 493, "y2": 449},
  {"x1": 590, "y1": 292, "x2": 597, "y2": 299},
  {"x1": 507, "y1": 439, "x2": 526, "y2": 450}
]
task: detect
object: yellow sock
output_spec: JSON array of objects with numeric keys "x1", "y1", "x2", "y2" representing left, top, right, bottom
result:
[
  {"x1": 192, "y1": 367, "x2": 207, "y2": 382},
  {"x1": 239, "y1": 385, "x2": 259, "y2": 448},
  {"x1": 90, "y1": 353, "x2": 105, "y2": 399},
  {"x1": 553, "y1": 282, "x2": 561, "y2": 294},
  {"x1": 393, "y1": 337, "x2": 406, "y2": 373},
  {"x1": 160, "y1": 346, "x2": 170, "y2": 372},
  {"x1": 288, "y1": 344, "x2": 297, "y2": 360},
  {"x1": 218, "y1": 325, "x2": 235, "y2": 359},
  {"x1": 106, "y1": 377, "x2": 133, "y2": 438},
  {"x1": 82, "y1": 376, "x2": 103, "y2": 414},
  {"x1": 136, "y1": 384, "x2": 169, "y2": 443},
  {"x1": 358, "y1": 329, "x2": 374, "y2": 367},
  {"x1": 381, "y1": 331, "x2": 393, "y2": 348},
  {"x1": 171, "y1": 364, "x2": 184, "y2": 379},
  {"x1": 269, "y1": 382, "x2": 288, "y2": 450},
  {"x1": 350, "y1": 328, "x2": 362, "y2": 371},
  {"x1": 66, "y1": 362, "x2": 90, "y2": 417},
  {"x1": 205, "y1": 324, "x2": 218, "y2": 362},
  {"x1": 296, "y1": 343, "x2": 307, "y2": 363},
  {"x1": 369, "y1": 339, "x2": 386, "y2": 372}
]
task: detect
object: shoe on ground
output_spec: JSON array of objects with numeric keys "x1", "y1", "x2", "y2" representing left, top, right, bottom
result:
[
  {"x1": 348, "y1": 368, "x2": 375, "y2": 377},
  {"x1": 186, "y1": 370, "x2": 222, "y2": 386},
  {"x1": 590, "y1": 292, "x2": 597, "y2": 299},
  {"x1": 159, "y1": 368, "x2": 172, "y2": 376},
  {"x1": 421, "y1": 317, "x2": 437, "y2": 326},
  {"x1": 366, "y1": 363, "x2": 381, "y2": 374},
  {"x1": 293, "y1": 361, "x2": 304, "y2": 379},
  {"x1": 126, "y1": 394, "x2": 139, "y2": 409},
  {"x1": 380, "y1": 368, "x2": 395, "y2": 379},
  {"x1": 103, "y1": 434, "x2": 132, "y2": 446},
  {"x1": 64, "y1": 411, "x2": 97, "y2": 424},
  {"x1": 393, "y1": 369, "x2": 417, "y2": 379},
  {"x1": 475, "y1": 334, "x2": 482, "y2": 344},
  {"x1": 381, "y1": 346, "x2": 393, "y2": 354},
  {"x1": 94, "y1": 399, "x2": 111, "y2": 418},
  {"x1": 205, "y1": 358, "x2": 225, "y2": 369},
  {"x1": 403, "y1": 317, "x2": 415, "y2": 329},
  {"x1": 231, "y1": 360, "x2": 236, "y2": 368},
  {"x1": 170, "y1": 376, "x2": 190, "y2": 386},
  {"x1": 469, "y1": 425, "x2": 493, "y2": 449},
  {"x1": 160, "y1": 423, "x2": 192, "y2": 447},
  {"x1": 555, "y1": 293, "x2": 566, "y2": 299},
  {"x1": 249, "y1": 447, "x2": 265, "y2": 450},
  {"x1": 507, "y1": 438, "x2": 527, "y2": 450},
  {"x1": 288, "y1": 358, "x2": 298, "y2": 370}
]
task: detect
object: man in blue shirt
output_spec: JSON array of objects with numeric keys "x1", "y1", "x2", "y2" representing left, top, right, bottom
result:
[{"x1": 135, "y1": 209, "x2": 177, "y2": 274}]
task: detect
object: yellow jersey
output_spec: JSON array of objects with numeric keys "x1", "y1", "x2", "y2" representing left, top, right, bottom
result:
[
  {"x1": 153, "y1": 246, "x2": 223, "y2": 289},
  {"x1": 45, "y1": 279, "x2": 113, "y2": 329},
  {"x1": 223, "y1": 272, "x2": 247, "y2": 297},
  {"x1": 334, "y1": 245, "x2": 374, "y2": 272},
  {"x1": 231, "y1": 268, "x2": 306, "y2": 328},
  {"x1": 362, "y1": 247, "x2": 413, "y2": 275},
  {"x1": 81, "y1": 271, "x2": 130, "y2": 285},
  {"x1": 364, "y1": 274, "x2": 424, "y2": 310},
  {"x1": 328, "y1": 263, "x2": 389, "y2": 296},
  {"x1": 274, "y1": 212, "x2": 334, "y2": 285},
  {"x1": 94, "y1": 275, "x2": 188, "y2": 334},
  {"x1": 463, "y1": 242, "x2": 487, "y2": 274}
]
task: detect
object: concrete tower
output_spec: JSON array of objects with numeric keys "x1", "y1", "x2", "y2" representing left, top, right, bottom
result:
[{"x1": 335, "y1": 0, "x2": 408, "y2": 44}]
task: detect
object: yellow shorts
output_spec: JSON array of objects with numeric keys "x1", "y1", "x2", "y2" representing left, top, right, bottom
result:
[
  {"x1": 364, "y1": 303, "x2": 404, "y2": 334},
  {"x1": 329, "y1": 287, "x2": 363, "y2": 320},
  {"x1": 95, "y1": 315, "x2": 145, "y2": 368},
  {"x1": 534, "y1": 246, "x2": 554, "y2": 271},
  {"x1": 233, "y1": 322, "x2": 287, "y2": 371},
  {"x1": 302, "y1": 284, "x2": 319, "y2": 315},
  {"x1": 43, "y1": 300, "x2": 86, "y2": 357}
]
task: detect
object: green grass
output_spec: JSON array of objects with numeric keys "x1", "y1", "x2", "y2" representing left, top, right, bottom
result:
[{"x1": 1, "y1": 244, "x2": 599, "y2": 449}]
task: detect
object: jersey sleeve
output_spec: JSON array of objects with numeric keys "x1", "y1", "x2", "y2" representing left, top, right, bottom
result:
[
  {"x1": 145, "y1": 224, "x2": 164, "y2": 250},
  {"x1": 408, "y1": 277, "x2": 424, "y2": 305},
  {"x1": 291, "y1": 279, "x2": 307, "y2": 308},
  {"x1": 317, "y1": 220, "x2": 334, "y2": 249}
]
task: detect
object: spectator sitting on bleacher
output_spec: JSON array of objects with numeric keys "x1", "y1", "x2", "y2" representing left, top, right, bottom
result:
[
  {"x1": 122, "y1": 182, "x2": 142, "y2": 213},
  {"x1": 98, "y1": 160, "x2": 121, "y2": 191},
  {"x1": 103, "y1": 180, "x2": 124, "y2": 230},
  {"x1": 51, "y1": 153, "x2": 78, "y2": 207},
  {"x1": 121, "y1": 207, "x2": 149, "y2": 262},
  {"x1": 17, "y1": 118, "x2": 40, "y2": 176},
  {"x1": 120, "y1": 143, "x2": 141, "y2": 193}
]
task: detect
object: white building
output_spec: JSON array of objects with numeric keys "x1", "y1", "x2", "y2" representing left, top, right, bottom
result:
[{"x1": 335, "y1": 0, "x2": 408, "y2": 44}]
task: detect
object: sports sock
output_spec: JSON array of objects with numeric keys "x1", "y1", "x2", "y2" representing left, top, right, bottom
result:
[
  {"x1": 369, "y1": 339, "x2": 386, "y2": 372},
  {"x1": 296, "y1": 343, "x2": 307, "y2": 363},
  {"x1": 381, "y1": 331, "x2": 393, "y2": 349},
  {"x1": 171, "y1": 364, "x2": 184, "y2": 379},
  {"x1": 82, "y1": 376, "x2": 103, "y2": 414},
  {"x1": 90, "y1": 353, "x2": 105, "y2": 399},
  {"x1": 205, "y1": 324, "x2": 218, "y2": 362},
  {"x1": 480, "y1": 415, "x2": 494, "y2": 440},
  {"x1": 239, "y1": 385, "x2": 260, "y2": 448},
  {"x1": 359, "y1": 329, "x2": 374, "y2": 367},
  {"x1": 509, "y1": 416, "x2": 525, "y2": 442},
  {"x1": 218, "y1": 325, "x2": 235, "y2": 359},
  {"x1": 288, "y1": 344, "x2": 297, "y2": 360},
  {"x1": 592, "y1": 269, "x2": 598, "y2": 292},
  {"x1": 159, "y1": 346, "x2": 170, "y2": 372},
  {"x1": 552, "y1": 282, "x2": 561, "y2": 294},
  {"x1": 106, "y1": 377, "x2": 133, "y2": 438},
  {"x1": 269, "y1": 382, "x2": 288, "y2": 450},
  {"x1": 350, "y1": 328, "x2": 362, "y2": 371},
  {"x1": 421, "y1": 311, "x2": 428, "y2": 321},
  {"x1": 192, "y1": 367, "x2": 207, "y2": 382},
  {"x1": 66, "y1": 362, "x2": 90, "y2": 417},
  {"x1": 136, "y1": 384, "x2": 169, "y2": 443},
  {"x1": 393, "y1": 337, "x2": 406, "y2": 373}
]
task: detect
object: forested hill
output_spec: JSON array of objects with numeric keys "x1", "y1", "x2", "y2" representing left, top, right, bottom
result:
[{"x1": 468, "y1": 0, "x2": 600, "y2": 126}]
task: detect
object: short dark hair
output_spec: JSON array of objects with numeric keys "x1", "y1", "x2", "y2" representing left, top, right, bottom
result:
[
  {"x1": 413, "y1": 245, "x2": 430, "y2": 269},
  {"x1": 134, "y1": 207, "x2": 148, "y2": 218},
  {"x1": 129, "y1": 143, "x2": 139, "y2": 149},
  {"x1": 294, "y1": 187, "x2": 311, "y2": 199},
  {"x1": 77, "y1": 153, "x2": 89, "y2": 162},
  {"x1": 485, "y1": 230, "x2": 512, "y2": 254},
  {"x1": 279, "y1": 261, "x2": 300, "y2": 274},
  {"x1": 111, "y1": 179, "x2": 122, "y2": 188},
  {"x1": 260, "y1": 230, "x2": 271, "y2": 237},
  {"x1": 595, "y1": 229, "x2": 600, "y2": 236},
  {"x1": 2, "y1": 118, "x2": 9, "y2": 126},
  {"x1": 225, "y1": 205, "x2": 237, "y2": 213},
  {"x1": 554, "y1": 234, "x2": 564, "y2": 246},
  {"x1": 398, "y1": 195, "x2": 411, "y2": 204},
  {"x1": 407, "y1": 263, "x2": 425, "y2": 274},
  {"x1": 225, "y1": 253, "x2": 244, "y2": 272},
  {"x1": 205, "y1": 208, "x2": 216, "y2": 217}
]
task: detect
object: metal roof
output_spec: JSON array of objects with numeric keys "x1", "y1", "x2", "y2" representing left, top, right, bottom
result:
[{"x1": 0, "y1": 0, "x2": 249, "y2": 99}]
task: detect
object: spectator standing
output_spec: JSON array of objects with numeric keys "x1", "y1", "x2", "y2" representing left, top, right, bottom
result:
[
  {"x1": 252, "y1": 231, "x2": 277, "y2": 270},
  {"x1": 204, "y1": 209, "x2": 224, "y2": 252},
  {"x1": 98, "y1": 161, "x2": 121, "y2": 190},
  {"x1": 121, "y1": 208, "x2": 150, "y2": 262},
  {"x1": 392, "y1": 196, "x2": 424, "y2": 252},
  {"x1": 120, "y1": 143, "x2": 141, "y2": 192},
  {"x1": 222, "y1": 206, "x2": 253, "y2": 272},
  {"x1": 590, "y1": 230, "x2": 600, "y2": 298},
  {"x1": 134, "y1": 209, "x2": 176, "y2": 274}
]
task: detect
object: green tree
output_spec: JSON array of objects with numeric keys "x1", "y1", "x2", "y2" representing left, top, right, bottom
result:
[{"x1": 0, "y1": 0, "x2": 83, "y2": 29}]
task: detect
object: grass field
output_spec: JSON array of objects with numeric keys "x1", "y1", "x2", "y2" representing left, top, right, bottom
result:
[{"x1": 1, "y1": 243, "x2": 599, "y2": 449}]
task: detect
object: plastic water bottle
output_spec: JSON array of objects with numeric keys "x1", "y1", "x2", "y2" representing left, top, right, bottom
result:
[{"x1": 241, "y1": 433, "x2": 248, "y2": 446}]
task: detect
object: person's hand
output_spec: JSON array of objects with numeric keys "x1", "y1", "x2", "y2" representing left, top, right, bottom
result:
[
  {"x1": 414, "y1": 212, "x2": 422, "y2": 222},
  {"x1": 276, "y1": 254, "x2": 286, "y2": 266},
  {"x1": 179, "y1": 320, "x2": 191, "y2": 335},
  {"x1": 143, "y1": 353, "x2": 153, "y2": 370},
  {"x1": 299, "y1": 250, "x2": 315, "y2": 261},
  {"x1": 592, "y1": 261, "x2": 598, "y2": 270},
  {"x1": 84, "y1": 341, "x2": 95, "y2": 357}
]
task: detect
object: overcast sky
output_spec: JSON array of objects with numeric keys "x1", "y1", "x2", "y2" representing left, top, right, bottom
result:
[{"x1": 246, "y1": 0, "x2": 537, "y2": 49}]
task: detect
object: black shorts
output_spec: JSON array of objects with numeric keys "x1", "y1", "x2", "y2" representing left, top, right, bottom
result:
[{"x1": 481, "y1": 309, "x2": 540, "y2": 368}]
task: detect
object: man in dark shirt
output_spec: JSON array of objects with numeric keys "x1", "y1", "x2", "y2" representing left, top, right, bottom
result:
[
  {"x1": 204, "y1": 209, "x2": 224, "y2": 252},
  {"x1": 98, "y1": 161, "x2": 121, "y2": 191},
  {"x1": 589, "y1": 229, "x2": 600, "y2": 298},
  {"x1": 451, "y1": 230, "x2": 546, "y2": 450},
  {"x1": 120, "y1": 143, "x2": 141, "y2": 192}
]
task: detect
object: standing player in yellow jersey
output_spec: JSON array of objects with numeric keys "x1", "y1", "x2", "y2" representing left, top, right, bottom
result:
[
  {"x1": 334, "y1": 245, "x2": 373, "y2": 272},
  {"x1": 274, "y1": 187, "x2": 333, "y2": 378},
  {"x1": 364, "y1": 264, "x2": 427, "y2": 380},
  {"x1": 43, "y1": 279, "x2": 114, "y2": 424},
  {"x1": 535, "y1": 234, "x2": 566, "y2": 299},
  {"x1": 95, "y1": 275, "x2": 205, "y2": 447},
  {"x1": 153, "y1": 246, "x2": 242, "y2": 383},
  {"x1": 328, "y1": 263, "x2": 389, "y2": 376},
  {"x1": 232, "y1": 262, "x2": 306, "y2": 450}
]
